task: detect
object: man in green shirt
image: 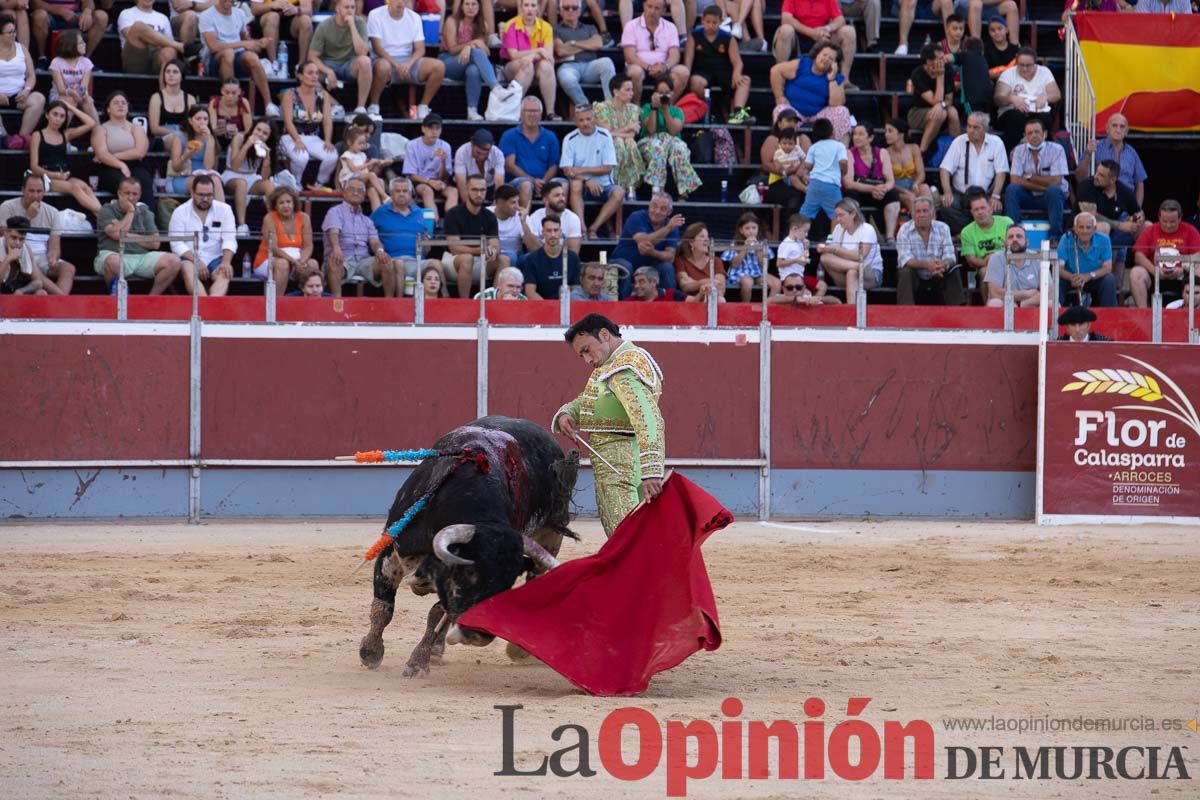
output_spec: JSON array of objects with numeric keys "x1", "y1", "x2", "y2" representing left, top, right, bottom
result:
[
  {"x1": 554, "y1": 313, "x2": 665, "y2": 537},
  {"x1": 959, "y1": 188, "x2": 1012, "y2": 302},
  {"x1": 310, "y1": 0, "x2": 373, "y2": 114},
  {"x1": 94, "y1": 178, "x2": 182, "y2": 294}
]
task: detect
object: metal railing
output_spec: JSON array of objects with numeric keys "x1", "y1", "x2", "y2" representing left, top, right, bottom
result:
[{"x1": 1064, "y1": 14, "x2": 1098, "y2": 172}]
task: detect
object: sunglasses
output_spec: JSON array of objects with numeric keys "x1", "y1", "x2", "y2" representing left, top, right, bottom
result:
[{"x1": 783, "y1": 284, "x2": 804, "y2": 292}]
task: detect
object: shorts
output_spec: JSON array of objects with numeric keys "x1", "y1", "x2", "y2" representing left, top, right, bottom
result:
[
  {"x1": 94, "y1": 249, "x2": 170, "y2": 279},
  {"x1": 693, "y1": 69, "x2": 733, "y2": 94},
  {"x1": 377, "y1": 57, "x2": 432, "y2": 83},
  {"x1": 207, "y1": 49, "x2": 251, "y2": 77},
  {"x1": 342, "y1": 255, "x2": 382, "y2": 286},
  {"x1": 122, "y1": 44, "x2": 163, "y2": 75},
  {"x1": 324, "y1": 58, "x2": 361, "y2": 80},
  {"x1": 582, "y1": 181, "x2": 619, "y2": 201},
  {"x1": 891, "y1": 0, "x2": 938, "y2": 18},
  {"x1": 907, "y1": 105, "x2": 939, "y2": 131},
  {"x1": 441, "y1": 251, "x2": 486, "y2": 285},
  {"x1": 49, "y1": 16, "x2": 78, "y2": 33}
]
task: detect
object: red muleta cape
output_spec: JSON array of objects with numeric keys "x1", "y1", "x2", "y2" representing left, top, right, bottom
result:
[{"x1": 457, "y1": 472, "x2": 731, "y2": 696}]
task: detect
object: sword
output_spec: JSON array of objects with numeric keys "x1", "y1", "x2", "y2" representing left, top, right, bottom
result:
[{"x1": 572, "y1": 434, "x2": 628, "y2": 479}]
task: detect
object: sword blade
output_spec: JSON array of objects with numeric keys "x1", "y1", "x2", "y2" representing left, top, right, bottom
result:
[{"x1": 572, "y1": 434, "x2": 627, "y2": 478}]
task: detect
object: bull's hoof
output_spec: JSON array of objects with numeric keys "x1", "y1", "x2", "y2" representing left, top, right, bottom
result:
[
  {"x1": 402, "y1": 661, "x2": 429, "y2": 678},
  {"x1": 360, "y1": 636, "x2": 385, "y2": 669},
  {"x1": 505, "y1": 642, "x2": 533, "y2": 661}
]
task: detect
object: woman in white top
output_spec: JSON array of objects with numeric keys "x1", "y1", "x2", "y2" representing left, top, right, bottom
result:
[
  {"x1": 0, "y1": 14, "x2": 46, "y2": 143},
  {"x1": 817, "y1": 197, "x2": 883, "y2": 302},
  {"x1": 993, "y1": 47, "x2": 1060, "y2": 150},
  {"x1": 221, "y1": 119, "x2": 276, "y2": 237}
]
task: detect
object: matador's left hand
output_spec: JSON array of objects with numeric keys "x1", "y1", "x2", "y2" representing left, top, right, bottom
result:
[{"x1": 642, "y1": 478, "x2": 663, "y2": 501}]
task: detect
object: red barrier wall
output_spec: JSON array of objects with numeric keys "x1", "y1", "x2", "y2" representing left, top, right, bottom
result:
[
  {"x1": 770, "y1": 342, "x2": 1039, "y2": 471},
  {"x1": 0, "y1": 335, "x2": 189, "y2": 460}
]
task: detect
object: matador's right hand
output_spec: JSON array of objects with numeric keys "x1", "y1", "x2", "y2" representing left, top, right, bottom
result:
[{"x1": 556, "y1": 414, "x2": 578, "y2": 439}]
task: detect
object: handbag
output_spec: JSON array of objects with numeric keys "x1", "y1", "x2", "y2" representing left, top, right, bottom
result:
[
  {"x1": 485, "y1": 82, "x2": 523, "y2": 122},
  {"x1": 689, "y1": 129, "x2": 713, "y2": 164}
]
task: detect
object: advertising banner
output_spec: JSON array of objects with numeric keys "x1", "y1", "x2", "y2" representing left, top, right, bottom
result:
[{"x1": 1041, "y1": 342, "x2": 1200, "y2": 523}]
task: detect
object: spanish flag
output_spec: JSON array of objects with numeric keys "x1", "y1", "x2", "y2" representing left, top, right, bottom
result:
[{"x1": 1074, "y1": 12, "x2": 1200, "y2": 132}]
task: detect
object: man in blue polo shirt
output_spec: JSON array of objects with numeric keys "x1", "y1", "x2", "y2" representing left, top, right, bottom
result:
[
  {"x1": 1056, "y1": 211, "x2": 1116, "y2": 308},
  {"x1": 371, "y1": 177, "x2": 439, "y2": 295},
  {"x1": 611, "y1": 191, "x2": 686, "y2": 297},
  {"x1": 499, "y1": 96, "x2": 561, "y2": 212}
]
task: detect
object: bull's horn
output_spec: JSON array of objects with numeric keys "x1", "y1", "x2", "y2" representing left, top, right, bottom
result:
[
  {"x1": 522, "y1": 536, "x2": 560, "y2": 571},
  {"x1": 432, "y1": 524, "x2": 476, "y2": 566}
]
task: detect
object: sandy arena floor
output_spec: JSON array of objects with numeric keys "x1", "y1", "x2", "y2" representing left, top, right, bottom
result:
[{"x1": 1, "y1": 516, "x2": 1197, "y2": 799}]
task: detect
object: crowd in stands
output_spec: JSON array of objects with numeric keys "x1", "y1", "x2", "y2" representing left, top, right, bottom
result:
[{"x1": 0, "y1": 0, "x2": 1197, "y2": 311}]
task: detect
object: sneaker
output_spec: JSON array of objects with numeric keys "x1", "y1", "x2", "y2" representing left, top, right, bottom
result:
[
  {"x1": 601, "y1": 32, "x2": 615, "y2": 48},
  {"x1": 265, "y1": 102, "x2": 282, "y2": 118},
  {"x1": 728, "y1": 106, "x2": 753, "y2": 125},
  {"x1": 35, "y1": 56, "x2": 49, "y2": 71},
  {"x1": 237, "y1": 224, "x2": 250, "y2": 237},
  {"x1": 366, "y1": 103, "x2": 382, "y2": 121},
  {"x1": 331, "y1": 104, "x2": 346, "y2": 121},
  {"x1": 261, "y1": 61, "x2": 276, "y2": 77},
  {"x1": 352, "y1": 106, "x2": 367, "y2": 115},
  {"x1": 894, "y1": 43, "x2": 909, "y2": 56},
  {"x1": 416, "y1": 104, "x2": 431, "y2": 119},
  {"x1": 842, "y1": 81, "x2": 860, "y2": 92},
  {"x1": 731, "y1": 22, "x2": 744, "y2": 39},
  {"x1": 487, "y1": 32, "x2": 501, "y2": 48},
  {"x1": 467, "y1": 108, "x2": 484, "y2": 121},
  {"x1": 746, "y1": 37, "x2": 768, "y2": 53}
]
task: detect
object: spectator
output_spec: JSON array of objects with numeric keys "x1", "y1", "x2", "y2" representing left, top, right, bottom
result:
[
  {"x1": 1133, "y1": 0, "x2": 1192, "y2": 11},
  {"x1": 0, "y1": 173, "x2": 74, "y2": 292},
  {"x1": 617, "y1": 0, "x2": 691, "y2": 41},
  {"x1": 983, "y1": 14, "x2": 1016, "y2": 79},
  {"x1": 0, "y1": 1, "x2": 30, "y2": 51},
  {"x1": 280, "y1": 60, "x2": 339, "y2": 188},
  {"x1": 168, "y1": 175, "x2": 237, "y2": 297},
  {"x1": 199, "y1": 0, "x2": 280, "y2": 118},
  {"x1": 1077, "y1": 157, "x2": 1144, "y2": 281},
  {"x1": 555, "y1": 0, "x2": 615, "y2": 47},
  {"x1": 477, "y1": 264, "x2": 528, "y2": 299},
  {"x1": 30, "y1": 98, "x2": 100, "y2": 215},
  {"x1": 560, "y1": 104, "x2": 625, "y2": 239},
  {"x1": 520, "y1": 214, "x2": 581, "y2": 298},
  {"x1": 167, "y1": 104, "x2": 225, "y2": 201},
  {"x1": 896, "y1": 195, "x2": 964, "y2": 305},
  {"x1": 0, "y1": 13, "x2": 44, "y2": 145},
  {"x1": 621, "y1": 0, "x2": 689, "y2": 101},
  {"x1": 840, "y1": 0, "x2": 881, "y2": 58},
  {"x1": 937, "y1": 110, "x2": 1008, "y2": 233},
  {"x1": 984, "y1": 224, "x2": 1041, "y2": 308},
  {"x1": 488, "y1": 183, "x2": 524, "y2": 264},
  {"x1": 722, "y1": 211, "x2": 778, "y2": 302},
  {"x1": 709, "y1": 0, "x2": 766, "y2": 46},
  {"x1": 368, "y1": 0, "x2": 445, "y2": 120},
  {"x1": 907, "y1": 44, "x2": 959, "y2": 154},
  {"x1": 773, "y1": 0, "x2": 858, "y2": 91},
  {"x1": 372, "y1": 177, "x2": 443, "y2": 295},
  {"x1": 674, "y1": 221, "x2": 723, "y2": 293},
  {"x1": 1130, "y1": 200, "x2": 1200, "y2": 308},
  {"x1": 338, "y1": 127, "x2": 387, "y2": 210},
  {"x1": 1057, "y1": 305, "x2": 1110, "y2": 342},
  {"x1": 572, "y1": 259, "x2": 615, "y2": 301},
  {"x1": 843, "y1": 123, "x2": 901, "y2": 243},
  {"x1": 964, "y1": 2, "x2": 1017, "y2": 43},
  {"x1": 799, "y1": 117, "x2": 848, "y2": 230},
  {"x1": 207, "y1": 77, "x2": 252, "y2": 149},
  {"x1": 118, "y1": 0, "x2": 189, "y2": 75},
  {"x1": 168, "y1": 0, "x2": 207, "y2": 51},
  {"x1": 31, "y1": 0, "x2": 107, "y2": 62},
  {"x1": 959, "y1": 187, "x2": 1011, "y2": 299},
  {"x1": 289, "y1": 267, "x2": 330, "y2": 297},
  {"x1": 251, "y1": 185, "x2": 317, "y2": 294},
  {"x1": 454, "y1": 127, "x2": 506, "y2": 199},
  {"x1": 148, "y1": 59, "x2": 196, "y2": 141},
  {"x1": 94, "y1": 178, "x2": 182, "y2": 294},
  {"x1": 323, "y1": 176, "x2": 393, "y2": 297},
  {"x1": 0, "y1": 216, "x2": 55, "y2": 294},
  {"x1": 769, "y1": 272, "x2": 827, "y2": 305},
  {"x1": 593, "y1": 74, "x2": 645, "y2": 192},
  {"x1": 443, "y1": 175, "x2": 505, "y2": 297},
  {"x1": 501, "y1": 96, "x2": 561, "y2": 210},
  {"x1": 308, "y1": 0, "x2": 372, "y2": 116},
  {"x1": 248, "y1": 0, "x2": 313, "y2": 69},
  {"x1": 526, "y1": 179, "x2": 582, "y2": 252},
  {"x1": 47, "y1": 29, "x2": 95, "y2": 122},
  {"x1": 883, "y1": 117, "x2": 930, "y2": 212},
  {"x1": 954, "y1": 35, "x2": 994, "y2": 118},
  {"x1": 554, "y1": 0, "x2": 615, "y2": 109},
  {"x1": 611, "y1": 191, "x2": 686, "y2": 294},
  {"x1": 895, "y1": 0, "x2": 939, "y2": 55},
  {"x1": 502, "y1": 0, "x2": 558, "y2": 117},
  {"x1": 625, "y1": 264, "x2": 689, "y2": 301},
  {"x1": 1004, "y1": 117, "x2": 1067, "y2": 241},
  {"x1": 404, "y1": 112, "x2": 458, "y2": 220},
  {"x1": 1056, "y1": 212, "x2": 1116, "y2": 307},
  {"x1": 776, "y1": 213, "x2": 809, "y2": 280},
  {"x1": 421, "y1": 261, "x2": 445, "y2": 298},
  {"x1": 92, "y1": 91, "x2": 154, "y2": 203},
  {"x1": 818, "y1": 197, "x2": 882, "y2": 301},
  {"x1": 936, "y1": 10, "x2": 964, "y2": 58},
  {"x1": 685, "y1": 5, "x2": 752, "y2": 124},
  {"x1": 765, "y1": 127, "x2": 806, "y2": 215},
  {"x1": 993, "y1": 47, "x2": 1059, "y2": 151},
  {"x1": 221, "y1": 122, "x2": 274, "y2": 236},
  {"x1": 770, "y1": 41, "x2": 852, "y2": 143},
  {"x1": 638, "y1": 77, "x2": 702, "y2": 198},
  {"x1": 439, "y1": 0, "x2": 507, "y2": 121},
  {"x1": 1077, "y1": 114, "x2": 1147, "y2": 208}
]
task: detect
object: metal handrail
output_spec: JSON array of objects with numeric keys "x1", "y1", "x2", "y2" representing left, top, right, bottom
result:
[{"x1": 1064, "y1": 14, "x2": 1098, "y2": 172}]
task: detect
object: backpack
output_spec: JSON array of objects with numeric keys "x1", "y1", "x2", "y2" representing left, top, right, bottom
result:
[{"x1": 712, "y1": 128, "x2": 737, "y2": 167}]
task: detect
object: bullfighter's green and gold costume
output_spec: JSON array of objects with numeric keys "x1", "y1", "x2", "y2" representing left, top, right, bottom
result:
[{"x1": 553, "y1": 340, "x2": 665, "y2": 537}]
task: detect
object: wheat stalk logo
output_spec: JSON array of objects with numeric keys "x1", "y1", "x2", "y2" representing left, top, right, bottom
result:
[{"x1": 1061, "y1": 354, "x2": 1200, "y2": 437}]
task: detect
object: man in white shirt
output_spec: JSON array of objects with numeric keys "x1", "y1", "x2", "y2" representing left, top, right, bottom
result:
[
  {"x1": 248, "y1": 0, "x2": 314, "y2": 69},
  {"x1": 366, "y1": 0, "x2": 444, "y2": 120},
  {"x1": 118, "y1": 0, "x2": 190, "y2": 74},
  {"x1": 993, "y1": 47, "x2": 1060, "y2": 150},
  {"x1": 169, "y1": 175, "x2": 238, "y2": 297},
  {"x1": 0, "y1": 173, "x2": 75, "y2": 293},
  {"x1": 200, "y1": 0, "x2": 280, "y2": 117},
  {"x1": 938, "y1": 111, "x2": 1009, "y2": 234},
  {"x1": 523, "y1": 179, "x2": 583, "y2": 254},
  {"x1": 559, "y1": 104, "x2": 625, "y2": 239}
]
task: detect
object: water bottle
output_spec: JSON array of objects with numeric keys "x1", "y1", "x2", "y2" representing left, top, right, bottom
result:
[
  {"x1": 277, "y1": 42, "x2": 288, "y2": 77},
  {"x1": 703, "y1": 87, "x2": 711, "y2": 124},
  {"x1": 243, "y1": 252, "x2": 252, "y2": 279},
  {"x1": 720, "y1": 180, "x2": 728, "y2": 203},
  {"x1": 627, "y1": 184, "x2": 636, "y2": 202}
]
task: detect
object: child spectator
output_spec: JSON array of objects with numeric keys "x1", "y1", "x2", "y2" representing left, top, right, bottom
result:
[
  {"x1": 684, "y1": 5, "x2": 752, "y2": 124},
  {"x1": 404, "y1": 112, "x2": 458, "y2": 221},
  {"x1": 776, "y1": 213, "x2": 810, "y2": 282},
  {"x1": 799, "y1": 118, "x2": 848, "y2": 231},
  {"x1": 722, "y1": 211, "x2": 779, "y2": 302},
  {"x1": 288, "y1": 267, "x2": 333, "y2": 297},
  {"x1": 48, "y1": 29, "x2": 96, "y2": 122},
  {"x1": 339, "y1": 128, "x2": 388, "y2": 211}
]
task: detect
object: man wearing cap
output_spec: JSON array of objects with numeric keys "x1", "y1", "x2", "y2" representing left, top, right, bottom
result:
[
  {"x1": 454, "y1": 128, "x2": 507, "y2": 201},
  {"x1": 1057, "y1": 305, "x2": 1110, "y2": 342},
  {"x1": 403, "y1": 112, "x2": 457, "y2": 222}
]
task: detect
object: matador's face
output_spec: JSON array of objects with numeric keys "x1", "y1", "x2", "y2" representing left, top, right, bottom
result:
[{"x1": 571, "y1": 331, "x2": 618, "y2": 369}]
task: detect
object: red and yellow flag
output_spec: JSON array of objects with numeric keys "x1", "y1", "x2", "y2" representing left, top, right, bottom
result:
[{"x1": 1074, "y1": 12, "x2": 1200, "y2": 132}]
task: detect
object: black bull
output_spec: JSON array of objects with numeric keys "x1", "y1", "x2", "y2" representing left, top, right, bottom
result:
[{"x1": 359, "y1": 416, "x2": 579, "y2": 676}]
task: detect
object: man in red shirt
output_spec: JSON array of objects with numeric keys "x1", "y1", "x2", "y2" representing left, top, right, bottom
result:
[
  {"x1": 1129, "y1": 199, "x2": 1200, "y2": 308},
  {"x1": 773, "y1": 0, "x2": 859, "y2": 90}
]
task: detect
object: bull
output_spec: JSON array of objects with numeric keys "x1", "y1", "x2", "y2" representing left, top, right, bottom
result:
[{"x1": 358, "y1": 415, "x2": 579, "y2": 676}]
